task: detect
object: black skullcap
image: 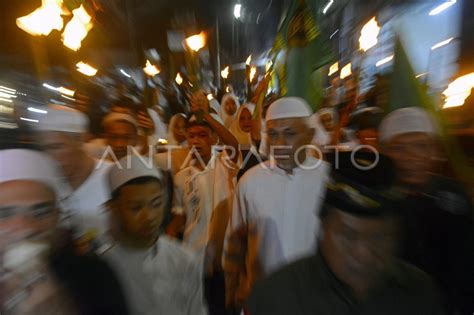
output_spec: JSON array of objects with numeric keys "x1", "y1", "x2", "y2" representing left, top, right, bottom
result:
[{"x1": 323, "y1": 151, "x2": 400, "y2": 218}]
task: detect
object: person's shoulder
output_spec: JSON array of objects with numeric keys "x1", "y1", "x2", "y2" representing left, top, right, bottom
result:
[
  {"x1": 247, "y1": 256, "x2": 316, "y2": 313},
  {"x1": 238, "y1": 161, "x2": 274, "y2": 185},
  {"x1": 157, "y1": 236, "x2": 200, "y2": 270},
  {"x1": 392, "y1": 260, "x2": 444, "y2": 299},
  {"x1": 430, "y1": 176, "x2": 472, "y2": 216}
]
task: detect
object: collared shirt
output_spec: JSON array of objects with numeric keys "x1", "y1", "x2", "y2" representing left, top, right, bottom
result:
[
  {"x1": 173, "y1": 151, "x2": 240, "y2": 256},
  {"x1": 60, "y1": 160, "x2": 111, "y2": 240},
  {"x1": 223, "y1": 157, "x2": 329, "y2": 303},
  {"x1": 104, "y1": 236, "x2": 207, "y2": 315},
  {"x1": 247, "y1": 253, "x2": 447, "y2": 315}
]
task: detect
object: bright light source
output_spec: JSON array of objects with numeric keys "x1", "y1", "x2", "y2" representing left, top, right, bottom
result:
[
  {"x1": 330, "y1": 29, "x2": 339, "y2": 39},
  {"x1": 120, "y1": 69, "x2": 131, "y2": 78},
  {"x1": 234, "y1": 4, "x2": 242, "y2": 19},
  {"x1": 57, "y1": 87, "x2": 75, "y2": 97},
  {"x1": 328, "y1": 62, "x2": 339, "y2": 76},
  {"x1": 61, "y1": 5, "x2": 93, "y2": 51},
  {"x1": 340, "y1": 63, "x2": 352, "y2": 79},
  {"x1": 0, "y1": 121, "x2": 18, "y2": 129},
  {"x1": 76, "y1": 61, "x2": 98, "y2": 76},
  {"x1": 207, "y1": 94, "x2": 214, "y2": 101},
  {"x1": 322, "y1": 0, "x2": 334, "y2": 14},
  {"x1": 185, "y1": 32, "x2": 206, "y2": 52},
  {"x1": 429, "y1": 0, "x2": 456, "y2": 16},
  {"x1": 442, "y1": 73, "x2": 474, "y2": 108},
  {"x1": 0, "y1": 92, "x2": 17, "y2": 99},
  {"x1": 376, "y1": 55, "x2": 394, "y2": 67},
  {"x1": 28, "y1": 107, "x2": 48, "y2": 114},
  {"x1": 158, "y1": 138, "x2": 168, "y2": 145},
  {"x1": 0, "y1": 98, "x2": 13, "y2": 103},
  {"x1": 246, "y1": 55, "x2": 252, "y2": 66},
  {"x1": 189, "y1": 82, "x2": 194, "y2": 87},
  {"x1": 431, "y1": 37, "x2": 454, "y2": 50},
  {"x1": 20, "y1": 117, "x2": 39, "y2": 123},
  {"x1": 359, "y1": 17, "x2": 380, "y2": 52},
  {"x1": 416, "y1": 73, "x2": 428, "y2": 78},
  {"x1": 16, "y1": 0, "x2": 64, "y2": 36},
  {"x1": 175, "y1": 73, "x2": 183, "y2": 85},
  {"x1": 221, "y1": 66, "x2": 230, "y2": 79},
  {"x1": 225, "y1": 86, "x2": 231, "y2": 93},
  {"x1": 61, "y1": 94, "x2": 75, "y2": 101},
  {"x1": 143, "y1": 60, "x2": 160, "y2": 76},
  {"x1": 249, "y1": 66, "x2": 257, "y2": 82},
  {"x1": 0, "y1": 86, "x2": 16, "y2": 93},
  {"x1": 0, "y1": 105, "x2": 14, "y2": 114},
  {"x1": 43, "y1": 83, "x2": 75, "y2": 96}
]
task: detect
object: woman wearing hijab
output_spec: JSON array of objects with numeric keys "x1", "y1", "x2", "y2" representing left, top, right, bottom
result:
[
  {"x1": 229, "y1": 103, "x2": 264, "y2": 180},
  {"x1": 167, "y1": 113, "x2": 188, "y2": 146},
  {"x1": 219, "y1": 94, "x2": 240, "y2": 129}
]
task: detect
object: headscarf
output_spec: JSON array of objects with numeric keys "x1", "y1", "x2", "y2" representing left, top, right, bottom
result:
[
  {"x1": 166, "y1": 113, "x2": 187, "y2": 146},
  {"x1": 219, "y1": 93, "x2": 240, "y2": 128},
  {"x1": 229, "y1": 103, "x2": 255, "y2": 147}
]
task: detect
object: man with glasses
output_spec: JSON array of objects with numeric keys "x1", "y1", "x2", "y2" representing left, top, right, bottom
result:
[{"x1": 380, "y1": 107, "x2": 474, "y2": 314}]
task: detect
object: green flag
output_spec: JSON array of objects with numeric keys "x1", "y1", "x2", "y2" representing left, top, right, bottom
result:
[
  {"x1": 388, "y1": 38, "x2": 473, "y2": 182},
  {"x1": 272, "y1": 0, "x2": 334, "y2": 111}
]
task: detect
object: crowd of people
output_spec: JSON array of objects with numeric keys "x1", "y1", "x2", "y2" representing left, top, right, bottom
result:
[{"x1": 0, "y1": 75, "x2": 473, "y2": 315}]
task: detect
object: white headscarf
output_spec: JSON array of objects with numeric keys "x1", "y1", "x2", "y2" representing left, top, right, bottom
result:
[
  {"x1": 166, "y1": 113, "x2": 187, "y2": 146},
  {"x1": 229, "y1": 103, "x2": 255, "y2": 147},
  {"x1": 219, "y1": 93, "x2": 240, "y2": 128}
]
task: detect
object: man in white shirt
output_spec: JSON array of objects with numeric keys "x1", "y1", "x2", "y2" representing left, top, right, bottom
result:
[
  {"x1": 103, "y1": 154, "x2": 207, "y2": 315},
  {"x1": 168, "y1": 95, "x2": 240, "y2": 314},
  {"x1": 223, "y1": 97, "x2": 329, "y2": 308},
  {"x1": 36, "y1": 105, "x2": 111, "y2": 247}
]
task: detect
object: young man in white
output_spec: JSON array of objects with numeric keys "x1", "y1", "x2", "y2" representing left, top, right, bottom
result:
[
  {"x1": 104, "y1": 154, "x2": 207, "y2": 315},
  {"x1": 223, "y1": 97, "x2": 330, "y2": 308},
  {"x1": 36, "y1": 105, "x2": 111, "y2": 247},
  {"x1": 168, "y1": 94, "x2": 240, "y2": 314}
]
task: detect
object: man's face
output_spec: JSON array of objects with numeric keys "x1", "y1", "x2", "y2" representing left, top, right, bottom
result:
[
  {"x1": 0, "y1": 180, "x2": 58, "y2": 253},
  {"x1": 239, "y1": 108, "x2": 253, "y2": 133},
  {"x1": 186, "y1": 125, "x2": 214, "y2": 162},
  {"x1": 40, "y1": 132, "x2": 83, "y2": 179},
  {"x1": 320, "y1": 209, "x2": 399, "y2": 292},
  {"x1": 383, "y1": 133, "x2": 436, "y2": 188},
  {"x1": 266, "y1": 117, "x2": 314, "y2": 172},
  {"x1": 224, "y1": 98, "x2": 237, "y2": 116},
  {"x1": 111, "y1": 180, "x2": 165, "y2": 248},
  {"x1": 104, "y1": 121, "x2": 138, "y2": 160}
]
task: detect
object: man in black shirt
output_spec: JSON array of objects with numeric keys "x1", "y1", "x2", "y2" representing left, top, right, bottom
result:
[{"x1": 247, "y1": 153, "x2": 447, "y2": 315}]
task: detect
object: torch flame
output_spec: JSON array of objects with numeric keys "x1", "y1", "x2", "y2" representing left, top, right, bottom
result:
[
  {"x1": 185, "y1": 32, "x2": 206, "y2": 52},
  {"x1": 246, "y1": 55, "x2": 252, "y2": 66},
  {"x1": 144, "y1": 60, "x2": 160, "y2": 76},
  {"x1": 76, "y1": 62, "x2": 97, "y2": 76},
  {"x1": 359, "y1": 17, "x2": 380, "y2": 52},
  {"x1": 62, "y1": 5, "x2": 93, "y2": 51},
  {"x1": 175, "y1": 73, "x2": 183, "y2": 85},
  {"x1": 443, "y1": 73, "x2": 474, "y2": 108},
  {"x1": 16, "y1": 0, "x2": 64, "y2": 36},
  {"x1": 221, "y1": 66, "x2": 230, "y2": 79},
  {"x1": 250, "y1": 66, "x2": 257, "y2": 82}
]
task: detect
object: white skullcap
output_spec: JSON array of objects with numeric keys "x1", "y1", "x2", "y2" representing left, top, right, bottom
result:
[
  {"x1": 0, "y1": 149, "x2": 62, "y2": 195},
  {"x1": 379, "y1": 107, "x2": 438, "y2": 143},
  {"x1": 36, "y1": 104, "x2": 89, "y2": 133},
  {"x1": 188, "y1": 113, "x2": 224, "y2": 126},
  {"x1": 103, "y1": 113, "x2": 138, "y2": 129},
  {"x1": 108, "y1": 154, "x2": 163, "y2": 194},
  {"x1": 266, "y1": 97, "x2": 312, "y2": 121}
]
